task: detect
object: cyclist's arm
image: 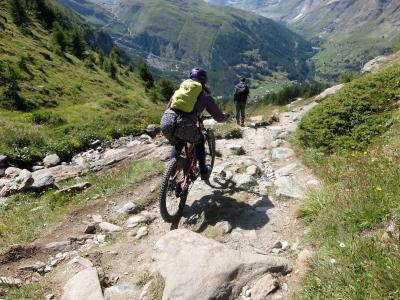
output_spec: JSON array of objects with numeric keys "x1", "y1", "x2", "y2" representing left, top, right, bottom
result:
[{"x1": 202, "y1": 94, "x2": 229, "y2": 123}]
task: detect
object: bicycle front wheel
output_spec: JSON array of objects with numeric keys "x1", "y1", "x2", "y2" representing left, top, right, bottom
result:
[{"x1": 159, "y1": 158, "x2": 188, "y2": 223}]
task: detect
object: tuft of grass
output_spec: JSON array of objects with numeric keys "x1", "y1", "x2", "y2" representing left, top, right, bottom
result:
[
  {"x1": 149, "y1": 274, "x2": 165, "y2": 300},
  {"x1": 0, "y1": 160, "x2": 163, "y2": 250},
  {"x1": 137, "y1": 271, "x2": 152, "y2": 287},
  {"x1": 295, "y1": 109, "x2": 400, "y2": 299},
  {"x1": 3, "y1": 283, "x2": 49, "y2": 300},
  {"x1": 214, "y1": 121, "x2": 243, "y2": 140}
]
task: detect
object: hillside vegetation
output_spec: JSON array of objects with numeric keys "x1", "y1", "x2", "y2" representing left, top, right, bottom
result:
[
  {"x1": 59, "y1": 0, "x2": 314, "y2": 95},
  {"x1": 0, "y1": 0, "x2": 163, "y2": 167},
  {"x1": 295, "y1": 57, "x2": 400, "y2": 298},
  {"x1": 297, "y1": 63, "x2": 400, "y2": 152}
]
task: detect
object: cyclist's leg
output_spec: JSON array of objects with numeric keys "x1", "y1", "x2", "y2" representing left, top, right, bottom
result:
[
  {"x1": 195, "y1": 140, "x2": 206, "y2": 173},
  {"x1": 171, "y1": 141, "x2": 185, "y2": 159}
]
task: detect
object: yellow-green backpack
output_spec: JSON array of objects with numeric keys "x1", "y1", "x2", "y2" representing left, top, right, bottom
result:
[{"x1": 170, "y1": 79, "x2": 203, "y2": 113}]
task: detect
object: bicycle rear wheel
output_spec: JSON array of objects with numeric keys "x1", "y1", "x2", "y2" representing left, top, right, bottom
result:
[{"x1": 159, "y1": 158, "x2": 188, "y2": 223}]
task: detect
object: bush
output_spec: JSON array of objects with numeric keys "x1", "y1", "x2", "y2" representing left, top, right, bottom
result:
[
  {"x1": 0, "y1": 127, "x2": 45, "y2": 166},
  {"x1": 297, "y1": 65, "x2": 400, "y2": 153},
  {"x1": 28, "y1": 111, "x2": 66, "y2": 126},
  {"x1": 136, "y1": 58, "x2": 154, "y2": 89},
  {"x1": 70, "y1": 28, "x2": 87, "y2": 59},
  {"x1": 154, "y1": 78, "x2": 177, "y2": 102},
  {"x1": 9, "y1": 0, "x2": 29, "y2": 27},
  {"x1": 52, "y1": 22, "x2": 68, "y2": 53},
  {"x1": 0, "y1": 64, "x2": 33, "y2": 111},
  {"x1": 260, "y1": 82, "x2": 330, "y2": 106}
]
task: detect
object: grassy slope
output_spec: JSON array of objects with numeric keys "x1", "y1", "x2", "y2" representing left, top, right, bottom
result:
[
  {"x1": 61, "y1": 0, "x2": 313, "y2": 95},
  {"x1": 0, "y1": 5, "x2": 162, "y2": 166},
  {"x1": 295, "y1": 58, "x2": 400, "y2": 298}
]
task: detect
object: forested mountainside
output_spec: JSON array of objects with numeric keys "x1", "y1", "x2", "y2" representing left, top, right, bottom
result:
[
  {"x1": 0, "y1": 0, "x2": 162, "y2": 166},
  {"x1": 205, "y1": 0, "x2": 400, "y2": 81},
  {"x1": 58, "y1": 0, "x2": 315, "y2": 95}
]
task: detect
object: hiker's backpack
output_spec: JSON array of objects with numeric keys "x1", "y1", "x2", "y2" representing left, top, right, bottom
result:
[
  {"x1": 234, "y1": 83, "x2": 249, "y2": 102},
  {"x1": 170, "y1": 79, "x2": 203, "y2": 113}
]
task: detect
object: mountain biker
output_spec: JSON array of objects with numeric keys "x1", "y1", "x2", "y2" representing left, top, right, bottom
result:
[
  {"x1": 160, "y1": 67, "x2": 229, "y2": 180},
  {"x1": 234, "y1": 77, "x2": 250, "y2": 126}
]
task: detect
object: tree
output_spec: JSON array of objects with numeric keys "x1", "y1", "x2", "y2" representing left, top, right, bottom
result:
[
  {"x1": 156, "y1": 78, "x2": 176, "y2": 102},
  {"x1": 34, "y1": 0, "x2": 56, "y2": 28},
  {"x1": 109, "y1": 61, "x2": 117, "y2": 79},
  {"x1": 70, "y1": 29, "x2": 87, "y2": 59},
  {"x1": 96, "y1": 48, "x2": 105, "y2": 67},
  {"x1": 9, "y1": 0, "x2": 29, "y2": 27},
  {"x1": 52, "y1": 22, "x2": 67, "y2": 53},
  {"x1": 109, "y1": 47, "x2": 122, "y2": 65},
  {"x1": 136, "y1": 58, "x2": 154, "y2": 89},
  {"x1": 0, "y1": 65, "x2": 29, "y2": 111}
]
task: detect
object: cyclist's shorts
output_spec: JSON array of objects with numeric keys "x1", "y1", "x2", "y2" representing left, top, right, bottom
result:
[{"x1": 160, "y1": 112, "x2": 201, "y2": 145}]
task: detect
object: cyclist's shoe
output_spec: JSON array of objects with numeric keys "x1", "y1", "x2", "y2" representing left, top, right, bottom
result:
[{"x1": 200, "y1": 166, "x2": 212, "y2": 181}]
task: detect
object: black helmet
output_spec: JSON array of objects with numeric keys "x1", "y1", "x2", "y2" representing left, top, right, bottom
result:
[{"x1": 189, "y1": 67, "x2": 208, "y2": 85}]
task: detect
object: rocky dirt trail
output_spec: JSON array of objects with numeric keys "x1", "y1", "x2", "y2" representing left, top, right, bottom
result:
[{"x1": 0, "y1": 101, "x2": 320, "y2": 300}]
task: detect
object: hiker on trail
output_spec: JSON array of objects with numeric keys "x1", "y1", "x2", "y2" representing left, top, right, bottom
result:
[
  {"x1": 160, "y1": 68, "x2": 229, "y2": 180},
  {"x1": 233, "y1": 78, "x2": 250, "y2": 126}
]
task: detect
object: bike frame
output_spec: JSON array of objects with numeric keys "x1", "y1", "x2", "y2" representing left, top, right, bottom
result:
[{"x1": 172, "y1": 118, "x2": 206, "y2": 194}]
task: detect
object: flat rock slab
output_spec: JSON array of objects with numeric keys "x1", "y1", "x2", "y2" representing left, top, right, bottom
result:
[
  {"x1": 154, "y1": 229, "x2": 292, "y2": 300},
  {"x1": 104, "y1": 284, "x2": 137, "y2": 300},
  {"x1": 275, "y1": 163, "x2": 299, "y2": 177},
  {"x1": 275, "y1": 176, "x2": 304, "y2": 199},
  {"x1": 60, "y1": 267, "x2": 104, "y2": 300},
  {"x1": 271, "y1": 147, "x2": 294, "y2": 161}
]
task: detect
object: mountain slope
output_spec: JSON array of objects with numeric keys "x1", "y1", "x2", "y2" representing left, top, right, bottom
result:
[
  {"x1": 59, "y1": 0, "x2": 314, "y2": 95},
  {"x1": 0, "y1": 0, "x2": 161, "y2": 166},
  {"x1": 206, "y1": 0, "x2": 400, "y2": 80}
]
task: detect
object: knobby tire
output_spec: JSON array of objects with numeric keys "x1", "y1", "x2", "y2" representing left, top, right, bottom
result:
[{"x1": 159, "y1": 158, "x2": 187, "y2": 223}]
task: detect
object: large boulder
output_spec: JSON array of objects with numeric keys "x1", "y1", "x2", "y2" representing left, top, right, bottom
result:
[
  {"x1": 31, "y1": 172, "x2": 55, "y2": 191},
  {"x1": 0, "y1": 169, "x2": 33, "y2": 196},
  {"x1": 154, "y1": 229, "x2": 292, "y2": 300},
  {"x1": 60, "y1": 267, "x2": 104, "y2": 300},
  {"x1": 4, "y1": 167, "x2": 22, "y2": 179},
  {"x1": 43, "y1": 154, "x2": 61, "y2": 168},
  {"x1": 314, "y1": 84, "x2": 344, "y2": 103},
  {"x1": 0, "y1": 155, "x2": 7, "y2": 168},
  {"x1": 145, "y1": 124, "x2": 160, "y2": 138},
  {"x1": 271, "y1": 147, "x2": 294, "y2": 161},
  {"x1": 274, "y1": 176, "x2": 304, "y2": 199},
  {"x1": 361, "y1": 55, "x2": 390, "y2": 74},
  {"x1": 232, "y1": 174, "x2": 257, "y2": 189}
]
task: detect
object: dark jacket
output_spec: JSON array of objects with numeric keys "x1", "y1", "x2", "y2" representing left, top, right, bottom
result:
[{"x1": 234, "y1": 82, "x2": 250, "y2": 102}]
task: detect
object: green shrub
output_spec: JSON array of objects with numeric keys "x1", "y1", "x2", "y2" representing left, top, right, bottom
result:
[
  {"x1": 0, "y1": 63, "x2": 34, "y2": 111},
  {"x1": 297, "y1": 65, "x2": 400, "y2": 153},
  {"x1": 9, "y1": 0, "x2": 29, "y2": 27},
  {"x1": 214, "y1": 123, "x2": 243, "y2": 140},
  {"x1": 28, "y1": 111, "x2": 66, "y2": 126}
]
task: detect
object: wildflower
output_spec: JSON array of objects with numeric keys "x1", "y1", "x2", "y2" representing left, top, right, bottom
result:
[
  {"x1": 375, "y1": 186, "x2": 383, "y2": 192},
  {"x1": 330, "y1": 258, "x2": 336, "y2": 265},
  {"x1": 339, "y1": 242, "x2": 346, "y2": 248}
]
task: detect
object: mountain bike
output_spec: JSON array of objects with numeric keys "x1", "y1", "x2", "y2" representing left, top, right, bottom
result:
[{"x1": 159, "y1": 117, "x2": 216, "y2": 223}]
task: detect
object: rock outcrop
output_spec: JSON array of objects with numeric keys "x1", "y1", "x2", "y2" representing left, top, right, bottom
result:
[
  {"x1": 314, "y1": 84, "x2": 344, "y2": 103},
  {"x1": 154, "y1": 229, "x2": 292, "y2": 300}
]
